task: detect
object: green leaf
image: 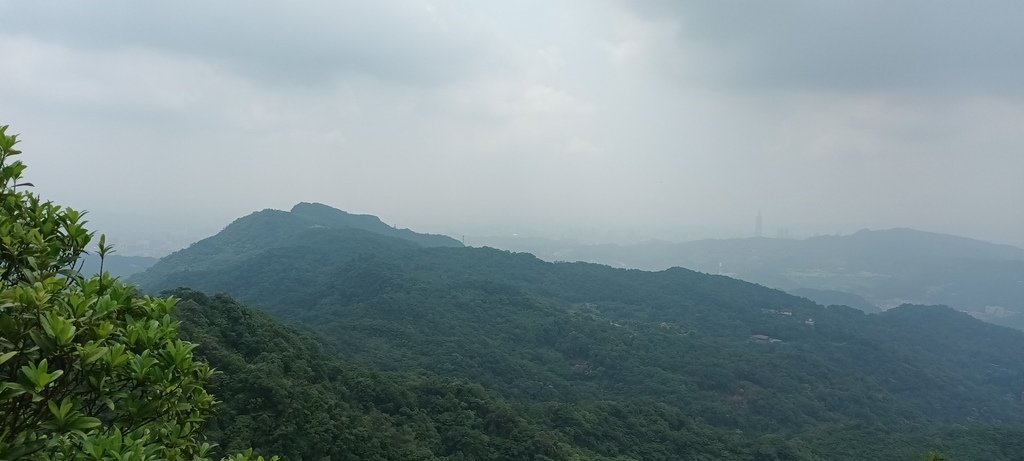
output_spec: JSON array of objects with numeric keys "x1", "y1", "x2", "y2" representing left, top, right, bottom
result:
[
  {"x1": 41, "y1": 312, "x2": 76, "y2": 346},
  {"x1": 21, "y1": 359, "x2": 64, "y2": 390},
  {"x1": 0, "y1": 381, "x2": 27, "y2": 401},
  {"x1": 46, "y1": 398, "x2": 73, "y2": 422},
  {"x1": 67, "y1": 416, "x2": 101, "y2": 431},
  {"x1": 80, "y1": 345, "x2": 108, "y2": 365},
  {"x1": 29, "y1": 328, "x2": 58, "y2": 354}
]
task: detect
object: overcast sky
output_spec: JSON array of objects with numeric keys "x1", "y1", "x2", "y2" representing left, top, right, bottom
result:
[{"x1": 2, "y1": 0, "x2": 1022, "y2": 254}]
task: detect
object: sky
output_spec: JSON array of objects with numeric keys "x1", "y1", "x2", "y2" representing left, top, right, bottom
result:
[{"x1": 2, "y1": 0, "x2": 1023, "y2": 255}]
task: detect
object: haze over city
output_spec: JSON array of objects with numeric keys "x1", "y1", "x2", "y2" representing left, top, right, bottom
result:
[
  {"x1": 7, "y1": 4, "x2": 1024, "y2": 459},
  {"x1": 2, "y1": 1, "x2": 1022, "y2": 255}
]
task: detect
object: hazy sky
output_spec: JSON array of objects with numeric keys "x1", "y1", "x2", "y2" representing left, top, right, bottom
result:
[{"x1": 2, "y1": 1, "x2": 1023, "y2": 254}]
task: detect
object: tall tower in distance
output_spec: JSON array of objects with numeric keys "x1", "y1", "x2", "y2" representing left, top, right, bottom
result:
[{"x1": 755, "y1": 211, "x2": 763, "y2": 238}]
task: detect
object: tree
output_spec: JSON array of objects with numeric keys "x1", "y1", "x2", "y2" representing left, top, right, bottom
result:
[{"x1": 0, "y1": 125, "x2": 275, "y2": 461}]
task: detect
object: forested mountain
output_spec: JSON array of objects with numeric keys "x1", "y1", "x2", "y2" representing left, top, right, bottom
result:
[
  {"x1": 172, "y1": 289, "x2": 1024, "y2": 461},
  {"x1": 132, "y1": 202, "x2": 460, "y2": 289},
  {"x1": 473, "y1": 229, "x2": 1024, "y2": 328},
  {"x1": 788, "y1": 288, "x2": 880, "y2": 314},
  {"x1": 288, "y1": 202, "x2": 463, "y2": 248},
  {"x1": 133, "y1": 204, "x2": 1024, "y2": 459},
  {"x1": 172, "y1": 289, "x2": 766, "y2": 460}
]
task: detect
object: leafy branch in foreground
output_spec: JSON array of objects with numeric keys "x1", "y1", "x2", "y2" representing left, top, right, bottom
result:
[{"x1": 0, "y1": 124, "x2": 276, "y2": 461}]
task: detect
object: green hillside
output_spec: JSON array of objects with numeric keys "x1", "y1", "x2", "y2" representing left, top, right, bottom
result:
[
  {"x1": 131, "y1": 202, "x2": 460, "y2": 289},
  {"x1": 173, "y1": 289, "x2": 771, "y2": 460},
  {"x1": 172, "y1": 289, "x2": 1024, "y2": 461},
  {"x1": 474, "y1": 229, "x2": 1024, "y2": 328},
  {"x1": 134, "y1": 204, "x2": 1024, "y2": 459},
  {"x1": 173, "y1": 289, "x2": 595, "y2": 461}
]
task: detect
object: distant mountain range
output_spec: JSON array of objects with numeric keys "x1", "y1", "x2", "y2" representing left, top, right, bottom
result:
[
  {"x1": 78, "y1": 253, "x2": 159, "y2": 278},
  {"x1": 128, "y1": 203, "x2": 1024, "y2": 459},
  {"x1": 112, "y1": 211, "x2": 1024, "y2": 330},
  {"x1": 473, "y1": 229, "x2": 1024, "y2": 329}
]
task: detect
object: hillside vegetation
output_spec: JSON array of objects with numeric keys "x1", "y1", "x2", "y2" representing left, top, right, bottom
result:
[
  {"x1": 134, "y1": 204, "x2": 1024, "y2": 459},
  {"x1": 173, "y1": 289, "x2": 1024, "y2": 460},
  {"x1": 174, "y1": 289, "x2": 772, "y2": 460},
  {"x1": 475, "y1": 230, "x2": 1024, "y2": 329}
]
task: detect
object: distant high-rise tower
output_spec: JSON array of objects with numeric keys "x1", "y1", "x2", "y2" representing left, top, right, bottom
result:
[{"x1": 755, "y1": 211, "x2": 763, "y2": 238}]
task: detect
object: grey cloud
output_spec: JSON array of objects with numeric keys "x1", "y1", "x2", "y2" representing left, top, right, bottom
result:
[
  {"x1": 624, "y1": 1, "x2": 1024, "y2": 95},
  {"x1": 1, "y1": 0, "x2": 1021, "y2": 252},
  {"x1": 2, "y1": 0, "x2": 490, "y2": 86}
]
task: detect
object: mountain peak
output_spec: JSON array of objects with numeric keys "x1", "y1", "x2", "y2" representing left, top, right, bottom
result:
[
  {"x1": 285, "y1": 202, "x2": 460, "y2": 247},
  {"x1": 290, "y1": 202, "x2": 386, "y2": 227},
  {"x1": 129, "y1": 202, "x2": 462, "y2": 288}
]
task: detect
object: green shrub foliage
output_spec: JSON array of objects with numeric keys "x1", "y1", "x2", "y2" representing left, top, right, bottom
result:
[{"x1": 0, "y1": 125, "x2": 274, "y2": 461}]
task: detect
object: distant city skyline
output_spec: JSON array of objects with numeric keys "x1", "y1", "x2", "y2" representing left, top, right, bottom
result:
[{"x1": 91, "y1": 206, "x2": 1021, "y2": 258}]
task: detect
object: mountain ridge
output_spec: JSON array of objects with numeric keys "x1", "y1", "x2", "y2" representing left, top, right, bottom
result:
[
  {"x1": 472, "y1": 228, "x2": 1024, "y2": 328},
  {"x1": 130, "y1": 203, "x2": 461, "y2": 288},
  {"x1": 131, "y1": 205, "x2": 1024, "y2": 458}
]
